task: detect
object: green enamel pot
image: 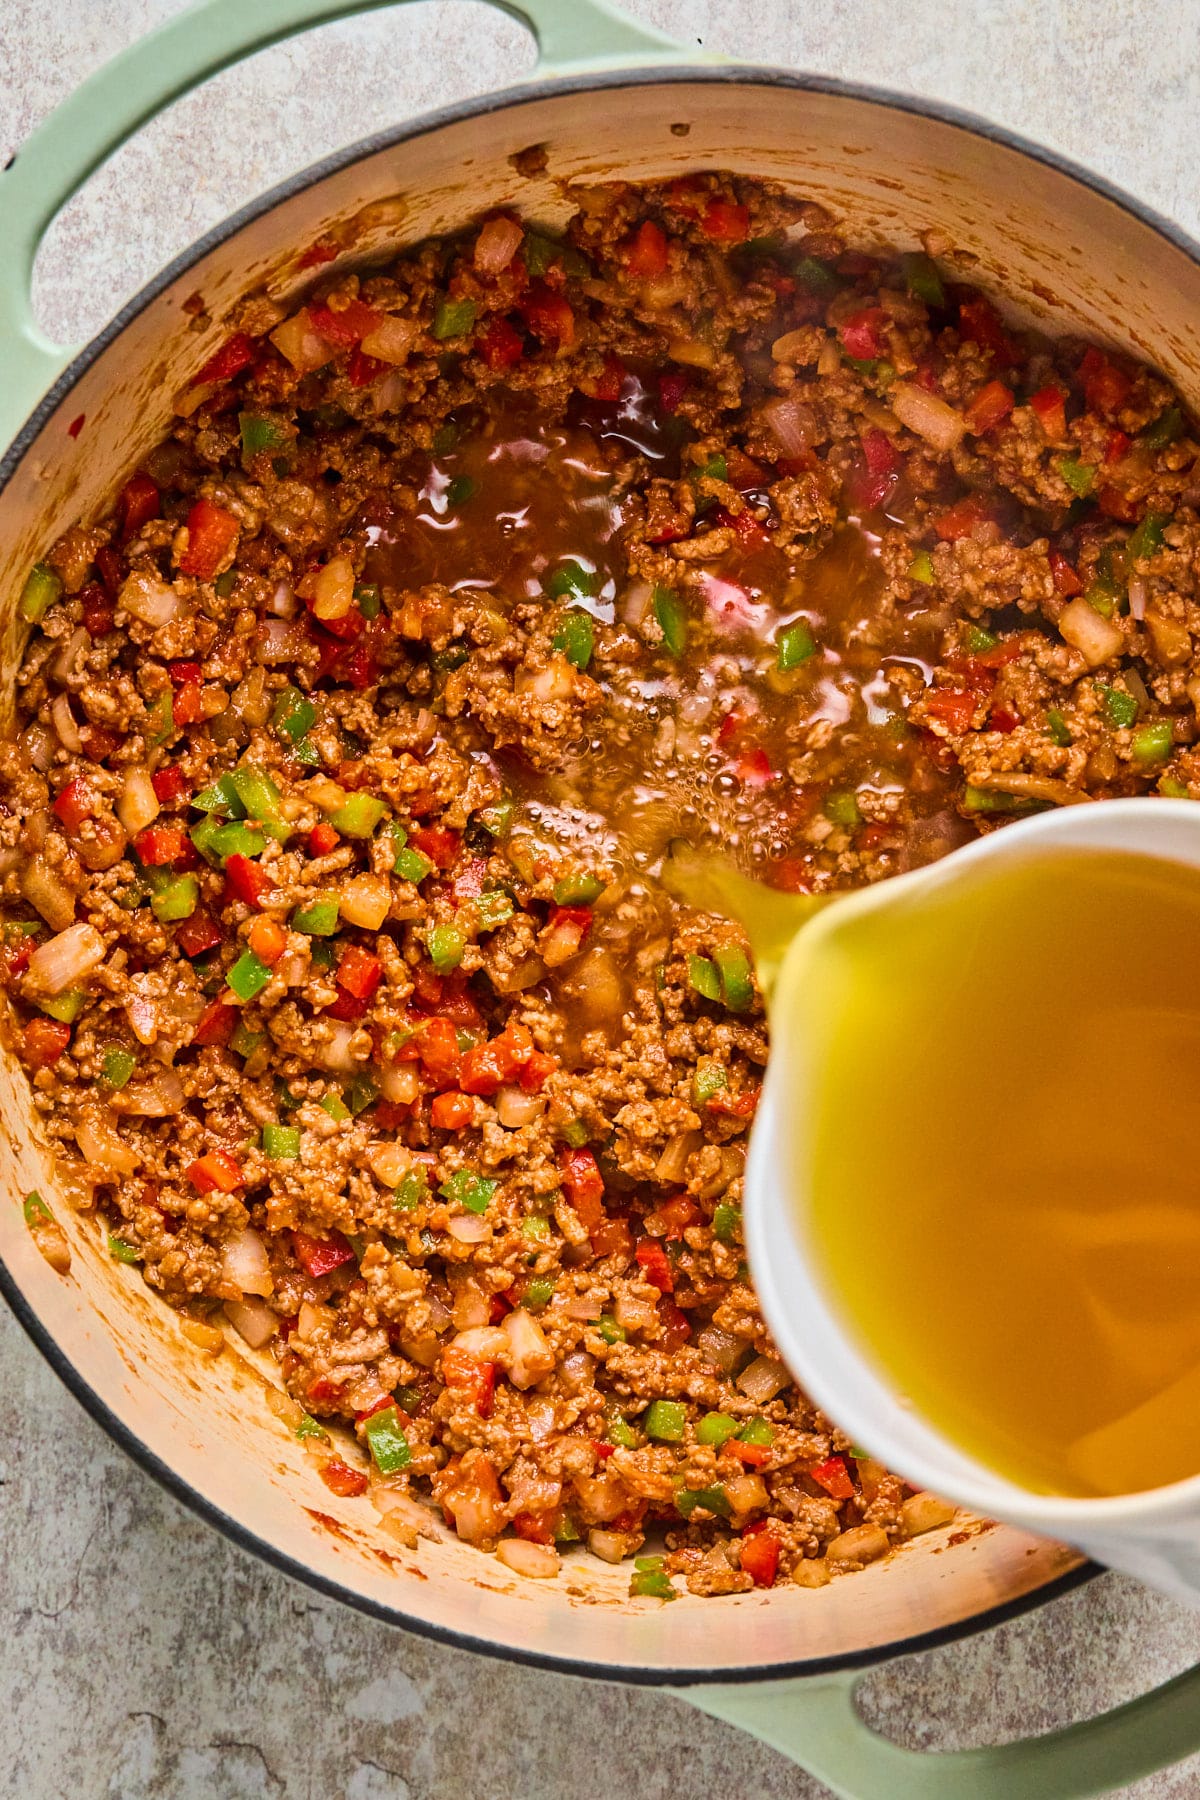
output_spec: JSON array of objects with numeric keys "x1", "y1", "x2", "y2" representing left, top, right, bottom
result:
[{"x1": 4, "y1": 4, "x2": 1200, "y2": 1794}]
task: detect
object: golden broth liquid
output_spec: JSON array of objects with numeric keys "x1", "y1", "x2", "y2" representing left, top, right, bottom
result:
[{"x1": 803, "y1": 848, "x2": 1200, "y2": 1498}]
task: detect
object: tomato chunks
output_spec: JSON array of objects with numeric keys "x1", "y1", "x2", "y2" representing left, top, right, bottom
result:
[{"x1": 293, "y1": 1229, "x2": 356, "y2": 1277}]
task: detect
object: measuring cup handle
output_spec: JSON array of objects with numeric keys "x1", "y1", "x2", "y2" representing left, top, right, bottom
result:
[
  {"x1": 672, "y1": 1658, "x2": 1200, "y2": 1799},
  {"x1": 0, "y1": 0, "x2": 689, "y2": 449}
]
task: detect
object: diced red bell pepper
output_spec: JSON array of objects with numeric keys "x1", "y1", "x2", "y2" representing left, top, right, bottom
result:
[
  {"x1": 460, "y1": 1022, "x2": 533, "y2": 1095},
  {"x1": 739, "y1": 1527, "x2": 780, "y2": 1587},
  {"x1": 192, "y1": 998, "x2": 236, "y2": 1045},
  {"x1": 325, "y1": 989, "x2": 367, "y2": 1023},
  {"x1": 990, "y1": 705, "x2": 1019, "y2": 734},
  {"x1": 179, "y1": 498, "x2": 239, "y2": 581},
  {"x1": 193, "y1": 332, "x2": 257, "y2": 386},
  {"x1": 560, "y1": 1146, "x2": 604, "y2": 1228},
  {"x1": 1048, "y1": 549, "x2": 1083, "y2": 596},
  {"x1": 590, "y1": 1215, "x2": 634, "y2": 1260},
  {"x1": 293, "y1": 1229, "x2": 356, "y2": 1278},
  {"x1": 707, "y1": 1085, "x2": 760, "y2": 1120},
  {"x1": 372, "y1": 1100, "x2": 409, "y2": 1130},
  {"x1": 1098, "y1": 485, "x2": 1139, "y2": 523},
  {"x1": 657, "y1": 370, "x2": 689, "y2": 414},
  {"x1": 623, "y1": 219, "x2": 670, "y2": 276},
  {"x1": 52, "y1": 778, "x2": 95, "y2": 832},
  {"x1": 735, "y1": 747, "x2": 774, "y2": 788},
  {"x1": 298, "y1": 239, "x2": 339, "y2": 270},
  {"x1": 924, "y1": 688, "x2": 976, "y2": 733},
  {"x1": 520, "y1": 282, "x2": 575, "y2": 350},
  {"x1": 347, "y1": 348, "x2": 385, "y2": 388},
  {"x1": 81, "y1": 723, "x2": 122, "y2": 762},
  {"x1": 415, "y1": 1015, "x2": 463, "y2": 1084},
  {"x1": 151, "y1": 765, "x2": 190, "y2": 805},
  {"x1": 134, "y1": 824, "x2": 189, "y2": 867},
  {"x1": 932, "y1": 494, "x2": 993, "y2": 542},
  {"x1": 116, "y1": 471, "x2": 161, "y2": 543},
  {"x1": 80, "y1": 585, "x2": 115, "y2": 638},
  {"x1": 355, "y1": 1393, "x2": 398, "y2": 1423},
  {"x1": 177, "y1": 911, "x2": 223, "y2": 958},
  {"x1": 957, "y1": 294, "x2": 1019, "y2": 365},
  {"x1": 724, "y1": 1437, "x2": 771, "y2": 1467},
  {"x1": 1105, "y1": 428, "x2": 1131, "y2": 465},
  {"x1": 337, "y1": 944, "x2": 383, "y2": 1002},
  {"x1": 479, "y1": 316, "x2": 525, "y2": 371},
  {"x1": 1028, "y1": 385, "x2": 1068, "y2": 441},
  {"x1": 23, "y1": 1017, "x2": 72, "y2": 1068},
  {"x1": 511, "y1": 1510, "x2": 556, "y2": 1545},
  {"x1": 847, "y1": 428, "x2": 902, "y2": 510},
  {"x1": 167, "y1": 660, "x2": 202, "y2": 687},
  {"x1": 95, "y1": 544, "x2": 126, "y2": 596},
  {"x1": 188, "y1": 1149, "x2": 244, "y2": 1193},
  {"x1": 809, "y1": 1455, "x2": 856, "y2": 1500},
  {"x1": 224, "y1": 854, "x2": 270, "y2": 910},
  {"x1": 320, "y1": 1460, "x2": 369, "y2": 1498},
  {"x1": 300, "y1": 825, "x2": 337, "y2": 863},
  {"x1": 172, "y1": 681, "x2": 204, "y2": 727},
  {"x1": 441, "y1": 1346, "x2": 496, "y2": 1417},
  {"x1": 657, "y1": 1296, "x2": 692, "y2": 1350},
  {"x1": 431, "y1": 1090, "x2": 473, "y2": 1130},
  {"x1": 1078, "y1": 345, "x2": 1131, "y2": 416},
  {"x1": 519, "y1": 1049, "x2": 557, "y2": 1094},
  {"x1": 408, "y1": 824, "x2": 461, "y2": 870},
  {"x1": 307, "y1": 300, "x2": 384, "y2": 347},
  {"x1": 655, "y1": 1195, "x2": 700, "y2": 1239},
  {"x1": 701, "y1": 198, "x2": 751, "y2": 244},
  {"x1": 451, "y1": 858, "x2": 489, "y2": 903},
  {"x1": 635, "y1": 1237, "x2": 674, "y2": 1293},
  {"x1": 964, "y1": 380, "x2": 1014, "y2": 435},
  {"x1": 839, "y1": 307, "x2": 886, "y2": 361},
  {"x1": 591, "y1": 353, "x2": 626, "y2": 403}
]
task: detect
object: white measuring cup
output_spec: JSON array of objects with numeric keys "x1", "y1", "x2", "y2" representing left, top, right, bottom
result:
[{"x1": 678, "y1": 796, "x2": 1200, "y2": 1606}]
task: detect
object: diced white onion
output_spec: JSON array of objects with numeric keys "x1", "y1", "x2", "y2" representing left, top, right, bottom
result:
[
  {"x1": 474, "y1": 216, "x2": 524, "y2": 275},
  {"x1": 117, "y1": 769, "x2": 160, "y2": 835},
  {"x1": 366, "y1": 1141, "x2": 412, "y2": 1188},
  {"x1": 19, "y1": 858, "x2": 76, "y2": 931},
  {"x1": 52, "y1": 625, "x2": 90, "y2": 683},
  {"x1": 25, "y1": 921, "x2": 105, "y2": 994},
  {"x1": 221, "y1": 1226, "x2": 273, "y2": 1298},
  {"x1": 360, "y1": 315, "x2": 419, "y2": 365},
  {"x1": 311, "y1": 556, "x2": 356, "y2": 621},
  {"x1": 120, "y1": 569, "x2": 183, "y2": 626},
  {"x1": 496, "y1": 1538, "x2": 559, "y2": 1579},
  {"x1": 269, "y1": 581, "x2": 297, "y2": 617},
  {"x1": 764, "y1": 392, "x2": 815, "y2": 458},
  {"x1": 563, "y1": 1295, "x2": 604, "y2": 1322},
  {"x1": 52, "y1": 693, "x2": 82, "y2": 751},
  {"x1": 588, "y1": 1529, "x2": 633, "y2": 1564},
  {"x1": 223, "y1": 1296, "x2": 278, "y2": 1348},
  {"x1": 452, "y1": 1325, "x2": 507, "y2": 1359},
  {"x1": 447, "y1": 1212, "x2": 492, "y2": 1243},
  {"x1": 112, "y1": 1068, "x2": 184, "y2": 1116},
  {"x1": 380, "y1": 1062, "x2": 419, "y2": 1105},
  {"x1": 496, "y1": 1085, "x2": 544, "y2": 1129},
  {"x1": 890, "y1": 381, "x2": 965, "y2": 451},
  {"x1": 340, "y1": 873, "x2": 391, "y2": 931},
  {"x1": 559, "y1": 1349, "x2": 596, "y2": 1392},
  {"x1": 736, "y1": 1353, "x2": 791, "y2": 1404},
  {"x1": 654, "y1": 1131, "x2": 700, "y2": 1184},
  {"x1": 620, "y1": 581, "x2": 653, "y2": 629},
  {"x1": 696, "y1": 1325, "x2": 746, "y2": 1374},
  {"x1": 502, "y1": 1307, "x2": 555, "y2": 1389},
  {"x1": 1059, "y1": 595, "x2": 1124, "y2": 667},
  {"x1": 21, "y1": 723, "x2": 54, "y2": 772},
  {"x1": 75, "y1": 1108, "x2": 139, "y2": 1176},
  {"x1": 319, "y1": 1020, "x2": 360, "y2": 1072},
  {"x1": 297, "y1": 1300, "x2": 332, "y2": 1341},
  {"x1": 259, "y1": 617, "x2": 309, "y2": 662},
  {"x1": 1128, "y1": 577, "x2": 1148, "y2": 622}
]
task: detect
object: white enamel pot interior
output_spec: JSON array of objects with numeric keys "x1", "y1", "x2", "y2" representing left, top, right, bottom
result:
[{"x1": 9, "y1": 67, "x2": 1200, "y2": 1682}]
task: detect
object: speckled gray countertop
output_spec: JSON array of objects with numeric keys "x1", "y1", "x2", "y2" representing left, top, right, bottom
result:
[{"x1": 5, "y1": 3, "x2": 1200, "y2": 1794}]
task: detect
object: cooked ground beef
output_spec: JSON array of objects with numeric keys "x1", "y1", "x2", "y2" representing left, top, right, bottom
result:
[{"x1": 6, "y1": 173, "x2": 1198, "y2": 1597}]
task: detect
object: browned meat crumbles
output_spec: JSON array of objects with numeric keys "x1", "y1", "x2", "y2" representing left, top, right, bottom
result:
[{"x1": 6, "y1": 173, "x2": 1198, "y2": 1597}]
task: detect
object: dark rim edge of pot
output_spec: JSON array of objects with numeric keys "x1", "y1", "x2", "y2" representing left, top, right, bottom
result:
[{"x1": 0, "y1": 60, "x2": 1127, "y2": 1682}]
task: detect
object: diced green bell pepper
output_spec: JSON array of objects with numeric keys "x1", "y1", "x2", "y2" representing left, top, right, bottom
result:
[
  {"x1": 824, "y1": 789, "x2": 862, "y2": 827},
  {"x1": 364, "y1": 1405, "x2": 412, "y2": 1474},
  {"x1": 228, "y1": 949, "x2": 271, "y2": 1000},
  {"x1": 792, "y1": 255, "x2": 840, "y2": 296},
  {"x1": 191, "y1": 817, "x2": 267, "y2": 865},
  {"x1": 40, "y1": 989, "x2": 85, "y2": 1023},
  {"x1": 102, "y1": 1048, "x2": 136, "y2": 1089},
  {"x1": 902, "y1": 252, "x2": 945, "y2": 308},
  {"x1": 151, "y1": 873, "x2": 199, "y2": 922},
  {"x1": 692, "y1": 1063, "x2": 728, "y2": 1106},
  {"x1": 652, "y1": 585, "x2": 687, "y2": 656},
  {"x1": 239, "y1": 412, "x2": 287, "y2": 454},
  {"x1": 329, "y1": 794, "x2": 388, "y2": 838},
  {"x1": 427, "y1": 924, "x2": 464, "y2": 973},
  {"x1": 712, "y1": 1203, "x2": 742, "y2": 1243},
  {"x1": 552, "y1": 871, "x2": 604, "y2": 905},
  {"x1": 1046, "y1": 707, "x2": 1072, "y2": 747},
  {"x1": 907, "y1": 549, "x2": 935, "y2": 585},
  {"x1": 696, "y1": 1412, "x2": 740, "y2": 1447},
  {"x1": 607, "y1": 1410, "x2": 638, "y2": 1449},
  {"x1": 687, "y1": 954, "x2": 721, "y2": 1002},
  {"x1": 713, "y1": 946, "x2": 754, "y2": 1013},
  {"x1": 1140, "y1": 406, "x2": 1184, "y2": 449},
  {"x1": 19, "y1": 562, "x2": 63, "y2": 624},
  {"x1": 23, "y1": 1191, "x2": 53, "y2": 1228},
  {"x1": 675, "y1": 1482, "x2": 731, "y2": 1519},
  {"x1": 432, "y1": 297, "x2": 477, "y2": 340},
  {"x1": 227, "y1": 766, "x2": 290, "y2": 841},
  {"x1": 262, "y1": 1123, "x2": 301, "y2": 1160},
  {"x1": 1132, "y1": 721, "x2": 1173, "y2": 763},
  {"x1": 553, "y1": 610, "x2": 594, "y2": 669},
  {"x1": 108, "y1": 1233, "x2": 140, "y2": 1265},
  {"x1": 523, "y1": 1277, "x2": 557, "y2": 1311},
  {"x1": 473, "y1": 890, "x2": 513, "y2": 932},
  {"x1": 394, "y1": 1168, "x2": 429, "y2": 1211},
  {"x1": 345, "y1": 1072, "x2": 379, "y2": 1116},
  {"x1": 776, "y1": 621, "x2": 817, "y2": 670},
  {"x1": 630, "y1": 1566, "x2": 677, "y2": 1600},
  {"x1": 446, "y1": 475, "x2": 477, "y2": 506},
  {"x1": 320, "y1": 1092, "x2": 351, "y2": 1122},
  {"x1": 1127, "y1": 511, "x2": 1170, "y2": 562},
  {"x1": 272, "y1": 685, "x2": 317, "y2": 744},
  {"x1": 292, "y1": 896, "x2": 340, "y2": 936},
  {"x1": 1057, "y1": 456, "x2": 1096, "y2": 498},
  {"x1": 438, "y1": 1168, "x2": 497, "y2": 1214},
  {"x1": 739, "y1": 1416, "x2": 776, "y2": 1446},
  {"x1": 643, "y1": 1399, "x2": 686, "y2": 1442},
  {"x1": 595, "y1": 1315, "x2": 626, "y2": 1344},
  {"x1": 1099, "y1": 684, "x2": 1139, "y2": 729},
  {"x1": 230, "y1": 1021, "x2": 267, "y2": 1059}
]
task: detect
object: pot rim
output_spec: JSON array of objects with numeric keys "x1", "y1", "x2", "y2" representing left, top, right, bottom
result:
[{"x1": 0, "y1": 58, "x2": 1128, "y2": 1683}]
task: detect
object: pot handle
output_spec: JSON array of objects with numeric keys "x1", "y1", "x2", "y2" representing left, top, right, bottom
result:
[
  {"x1": 673, "y1": 1659, "x2": 1200, "y2": 1799},
  {"x1": 0, "y1": 0, "x2": 691, "y2": 446}
]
